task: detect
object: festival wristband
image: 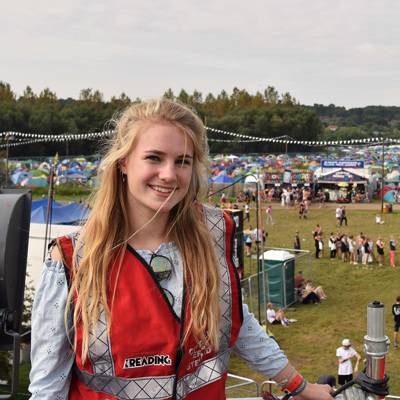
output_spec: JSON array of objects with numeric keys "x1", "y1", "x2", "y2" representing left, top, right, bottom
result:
[
  {"x1": 287, "y1": 378, "x2": 307, "y2": 396},
  {"x1": 281, "y1": 372, "x2": 303, "y2": 393}
]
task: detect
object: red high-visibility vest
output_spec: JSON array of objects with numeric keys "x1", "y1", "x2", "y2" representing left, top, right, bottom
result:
[{"x1": 57, "y1": 205, "x2": 243, "y2": 400}]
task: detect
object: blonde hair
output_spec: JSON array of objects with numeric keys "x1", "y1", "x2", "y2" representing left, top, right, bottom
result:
[{"x1": 66, "y1": 98, "x2": 221, "y2": 361}]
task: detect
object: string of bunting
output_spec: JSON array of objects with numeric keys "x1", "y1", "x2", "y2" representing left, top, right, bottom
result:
[
  {"x1": 0, "y1": 130, "x2": 115, "y2": 148},
  {"x1": 205, "y1": 127, "x2": 400, "y2": 146},
  {"x1": 1, "y1": 127, "x2": 400, "y2": 148}
]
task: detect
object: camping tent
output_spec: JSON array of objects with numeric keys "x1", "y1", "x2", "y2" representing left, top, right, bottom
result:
[
  {"x1": 31, "y1": 198, "x2": 63, "y2": 212},
  {"x1": 31, "y1": 202, "x2": 91, "y2": 225},
  {"x1": 213, "y1": 175, "x2": 234, "y2": 183}
]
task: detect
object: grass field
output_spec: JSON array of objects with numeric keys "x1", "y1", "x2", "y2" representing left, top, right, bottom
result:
[
  {"x1": 226, "y1": 202, "x2": 400, "y2": 397},
  {"x1": 2, "y1": 201, "x2": 399, "y2": 398}
]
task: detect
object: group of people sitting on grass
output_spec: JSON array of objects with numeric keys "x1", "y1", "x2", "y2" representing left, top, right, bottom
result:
[
  {"x1": 295, "y1": 271, "x2": 328, "y2": 306},
  {"x1": 267, "y1": 271, "x2": 328, "y2": 328}
]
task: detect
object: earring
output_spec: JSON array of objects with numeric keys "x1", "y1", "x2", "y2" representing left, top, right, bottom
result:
[{"x1": 120, "y1": 170, "x2": 126, "y2": 183}]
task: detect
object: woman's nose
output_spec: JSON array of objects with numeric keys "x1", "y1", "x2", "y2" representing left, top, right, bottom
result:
[{"x1": 159, "y1": 162, "x2": 177, "y2": 181}]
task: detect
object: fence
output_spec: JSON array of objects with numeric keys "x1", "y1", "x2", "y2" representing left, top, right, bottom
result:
[{"x1": 240, "y1": 248, "x2": 312, "y2": 323}]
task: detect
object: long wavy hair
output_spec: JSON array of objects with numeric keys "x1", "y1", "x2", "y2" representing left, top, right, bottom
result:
[{"x1": 65, "y1": 98, "x2": 221, "y2": 362}]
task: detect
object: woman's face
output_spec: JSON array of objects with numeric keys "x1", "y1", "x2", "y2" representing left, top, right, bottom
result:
[{"x1": 120, "y1": 123, "x2": 194, "y2": 219}]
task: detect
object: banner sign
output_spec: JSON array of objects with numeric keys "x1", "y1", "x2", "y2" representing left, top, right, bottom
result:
[
  {"x1": 263, "y1": 172, "x2": 283, "y2": 184},
  {"x1": 290, "y1": 170, "x2": 314, "y2": 183},
  {"x1": 263, "y1": 169, "x2": 314, "y2": 184},
  {"x1": 322, "y1": 170, "x2": 365, "y2": 182},
  {"x1": 322, "y1": 160, "x2": 364, "y2": 168}
]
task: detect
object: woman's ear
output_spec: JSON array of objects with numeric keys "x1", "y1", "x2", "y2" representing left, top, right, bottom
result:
[{"x1": 118, "y1": 160, "x2": 127, "y2": 175}]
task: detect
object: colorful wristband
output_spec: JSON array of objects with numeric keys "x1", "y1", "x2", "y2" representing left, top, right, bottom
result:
[
  {"x1": 289, "y1": 378, "x2": 307, "y2": 396},
  {"x1": 281, "y1": 372, "x2": 303, "y2": 393}
]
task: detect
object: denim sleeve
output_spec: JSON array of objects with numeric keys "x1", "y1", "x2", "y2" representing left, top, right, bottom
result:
[
  {"x1": 232, "y1": 303, "x2": 288, "y2": 378},
  {"x1": 28, "y1": 254, "x2": 75, "y2": 400}
]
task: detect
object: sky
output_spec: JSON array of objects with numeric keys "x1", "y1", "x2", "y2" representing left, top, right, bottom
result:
[{"x1": 1, "y1": 0, "x2": 400, "y2": 109}]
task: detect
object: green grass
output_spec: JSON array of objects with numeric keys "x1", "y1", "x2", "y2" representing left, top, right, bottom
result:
[
  {"x1": 0, "y1": 363, "x2": 30, "y2": 399},
  {"x1": 4, "y1": 203, "x2": 400, "y2": 398},
  {"x1": 227, "y1": 204, "x2": 400, "y2": 397}
]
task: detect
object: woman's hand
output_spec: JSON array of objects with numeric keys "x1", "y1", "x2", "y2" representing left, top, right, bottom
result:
[{"x1": 295, "y1": 382, "x2": 334, "y2": 400}]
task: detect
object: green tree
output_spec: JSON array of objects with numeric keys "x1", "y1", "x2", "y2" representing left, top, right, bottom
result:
[
  {"x1": 0, "y1": 81, "x2": 16, "y2": 102},
  {"x1": 163, "y1": 88, "x2": 175, "y2": 100},
  {"x1": 19, "y1": 86, "x2": 37, "y2": 104},
  {"x1": 264, "y1": 86, "x2": 279, "y2": 105},
  {"x1": 37, "y1": 88, "x2": 58, "y2": 104}
]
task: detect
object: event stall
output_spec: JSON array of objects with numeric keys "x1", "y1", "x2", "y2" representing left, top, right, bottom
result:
[{"x1": 314, "y1": 160, "x2": 376, "y2": 201}]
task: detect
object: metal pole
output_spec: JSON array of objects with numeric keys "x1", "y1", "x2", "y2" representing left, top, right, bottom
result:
[
  {"x1": 256, "y1": 173, "x2": 261, "y2": 322},
  {"x1": 5, "y1": 133, "x2": 9, "y2": 189},
  {"x1": 381, "y1": 138, "x2": 384, "y2": 214},
  {"x1": 363, "y1": 300, "x2": 390, "y2": 400},
  {"x1": 257, "y1": 169, "x2": 267, "y2": 321}
]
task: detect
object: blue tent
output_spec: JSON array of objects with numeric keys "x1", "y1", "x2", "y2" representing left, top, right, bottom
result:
[
  {"x1": 213, "y1": 175, "x2": 234, "y2": 183},
  {"x1": 31, "y1": 198, "x2": 63, "y2": 212},
  {"x1": 383, "y1": 190, "x2": 396, "y2": 203},
  {"x1": 10, "y1": 171, "x2": 33, "y2": 185},
  {"x1": 31, "y1": 202, "x2": 91, "y2": 225}
]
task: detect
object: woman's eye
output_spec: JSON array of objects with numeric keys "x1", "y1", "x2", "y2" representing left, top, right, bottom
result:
[
  {"x1": 177, "y1": 158, "x2": 191, "y2": 166},
  {"x1": 147, "y1": 155, "x2": 160, "y2": 161}
]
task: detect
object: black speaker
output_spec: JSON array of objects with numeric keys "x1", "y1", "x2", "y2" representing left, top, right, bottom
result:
[
  {"x1": 0, "y1": 189, "x2": 32, "y2": 349},
  {"x1": 0, "y1": 189, "x2": 32, "y2": 398},
  {"x1": 231, "y1": 209, "x2": 244, "y2": 278}
]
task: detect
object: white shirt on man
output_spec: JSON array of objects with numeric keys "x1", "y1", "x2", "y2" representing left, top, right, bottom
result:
[{"x1": 336, "y1": 346, "x2": 358, "y2": 375}]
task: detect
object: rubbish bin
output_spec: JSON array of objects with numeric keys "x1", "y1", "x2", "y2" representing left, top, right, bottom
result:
[
  {"x1": 259, "y1": 250, "x2": 295, "y2": 308},
  {"x1": 389, "y1": 204, "x2": 393, "y2": 213},
  {"x1": 383, "y1": 204, "x2": 390, "y2": 214}
]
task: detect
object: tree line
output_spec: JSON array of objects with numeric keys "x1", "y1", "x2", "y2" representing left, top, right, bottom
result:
[{"x1": 1, "y1": 81, "x2": 399, "y2": 158}]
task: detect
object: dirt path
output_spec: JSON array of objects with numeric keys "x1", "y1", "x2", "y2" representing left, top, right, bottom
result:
[{"x1": 248, "y1": 201, "x2": 398, "y2": 211}]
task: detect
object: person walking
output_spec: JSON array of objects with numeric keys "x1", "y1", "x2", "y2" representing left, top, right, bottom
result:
[
  {"x1": 29, "y1": 98, "x2": 334, "y2": 400},
  {"x1": 244, "y1": 203, "x2": 250, "y2": 221},
  {"x1": 335, "y1": 206, "x2": 342, "y2": 227},
  {"x1": 253, "y1": 226, "x2": 262, "y2": 249},
  {"x1": 340, "y1": 206, "x2": 348, "y2": 226},
  {"x1": 294, "y1": 231, "x2": 301, "y2": 255},
  {"x1": 266, "y1": 205, "x2": 274, "y2": 225},
  {"x1": 393, "y1": 296, "x2": 400, "y2": 350},
  {"x1": 336, "y1": 339, "x2": 361, "y2": 387},
  {"x1": 390, "y1": 235, "x2": 396, "y2": 268},
  {"x1": 245, "y1": 225, "x2": 253, "y2": 256}
]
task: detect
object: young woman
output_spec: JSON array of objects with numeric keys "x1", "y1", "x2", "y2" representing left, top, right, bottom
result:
[
  {"x1": 328, "y1": 233, "x2": 336, "y2": 260},
  {"x1": 29, "y1": 99, "x2": 333, "y2": 400},
  {"x1": 245, "y1": 225, "x2": 253, "y2": 256},
  {"x1": 376, "y1": 237, "x2": 385, "y2": 266},
  {"x1": 363, "y1": 236, "x2": 371, "y2": 266},
  {"x1": 390, "y1": 235, "x2": 396, "y2": 268},
  {"x1": 348, "y1": 235, "x2": 356, "y2": 265},
  {"x1": 305, "y1": 280, "x2": 328, "y2": 300}
]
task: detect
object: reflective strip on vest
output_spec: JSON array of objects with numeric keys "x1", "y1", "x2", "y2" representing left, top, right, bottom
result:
[
  {"x1": 176, "y1": 348, "x2": 232, "y2": 400},
  {"x1": 77, "y1": 368, "x2": 175, "y2": 399},
  {"x1": 66, "y1": 205, "x2": 238, "y2": 400}
]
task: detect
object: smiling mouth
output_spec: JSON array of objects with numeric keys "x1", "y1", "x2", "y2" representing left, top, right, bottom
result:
[{"x1": 150, "y1": 185, "x2": 175, "y2": 194}]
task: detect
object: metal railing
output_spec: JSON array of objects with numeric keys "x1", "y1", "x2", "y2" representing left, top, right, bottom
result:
[{"x1": 226, "y1": 373, "x2": 259, "y2": 397}]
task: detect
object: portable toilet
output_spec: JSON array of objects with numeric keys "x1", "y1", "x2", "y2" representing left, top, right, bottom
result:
[{"x1": 259, "y1": 250, "x2": 295, "y2": 308}]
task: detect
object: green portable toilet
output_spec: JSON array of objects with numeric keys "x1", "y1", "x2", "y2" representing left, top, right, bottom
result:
[{"x1": 259, "y1": 250, "x2": 295, "y2": 308}]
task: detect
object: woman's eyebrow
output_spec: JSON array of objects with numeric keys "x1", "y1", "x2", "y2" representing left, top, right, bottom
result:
[{"x1": 143, "y1": 150, "x2": 193, "y2": 159}]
